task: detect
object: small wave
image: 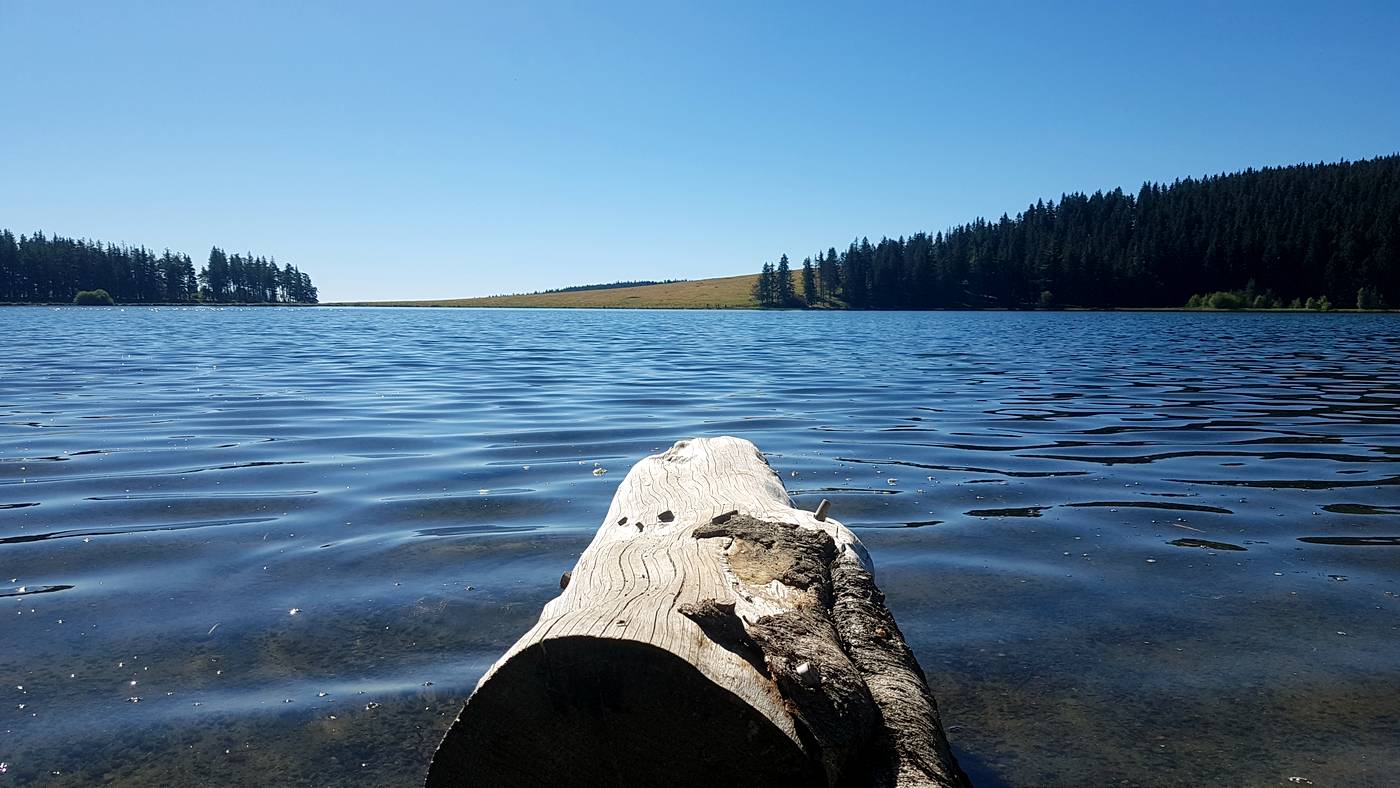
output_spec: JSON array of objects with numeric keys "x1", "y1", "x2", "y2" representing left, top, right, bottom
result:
[
  {"x1": 0, "y1": 459, "x2": 309, "y2": 487},
  {"x1": 851, "y1": 519, "x2": 946, "y2": 529},
  {"x1": 790, "y1": 487, "x2": 902, "y2": 496},
  {"x1": 85, "y1": 491, "x2": 317, "y2": 501},
  {"x1": 1022, "y1": 449, "x2": 1394, "y2": 466},
  {"x1": 0, "y1": 516, "x2": 278, "y2": 545},
  {"x1": 1321, "y1": 504, "x2": 1400, "y2": 515},
  {"x1": 413, "y1": 524, "x2": 543, "y2": 538},
  {"x1": 0, "y1": 583, "x2": 73, "y2": 597},
  {"x1": 1169, "y1": 538, "x2": 1246, "y2": 551},
  {"x1": 1297, "y1": 536, "x2": 1400, "y2": 546},
  {"x1": 1065, "y1": 501, "x2": 1234, "y2": 514},
  {"x1": 836, "y1": 456, "x2": 1088, "y2": 478},
  {"x1": 966, "y1": 506, "x2": 1048, "y2": 517},
  {"x1": 378, "y1": 488, "x2": 535, "y2": 502},
  {"x1": 1168, "y1": 475, "x2": 1400, "y2": 490}
]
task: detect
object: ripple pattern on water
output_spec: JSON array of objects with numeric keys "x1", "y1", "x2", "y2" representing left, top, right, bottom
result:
[{"x1": 2, "y1": 307, "x2": 1398, "y2": 787}]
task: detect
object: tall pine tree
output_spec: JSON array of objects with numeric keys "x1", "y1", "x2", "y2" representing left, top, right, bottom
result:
[{"x1": 774, "y1": 254, "x2": 793, "y2": 306}]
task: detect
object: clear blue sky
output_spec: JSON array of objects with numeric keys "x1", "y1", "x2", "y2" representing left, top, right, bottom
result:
[{"x1": 3, "y1": 1, "x2": 1398, "y2": 301}]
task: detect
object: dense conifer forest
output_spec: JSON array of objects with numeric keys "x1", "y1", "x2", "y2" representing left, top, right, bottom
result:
[
  {"x1": 0, "y1": 230, "x2": 318, "y2": 304},
  {"x1": 755, "y1": 155, "x2": 1399, "y2": 309}
]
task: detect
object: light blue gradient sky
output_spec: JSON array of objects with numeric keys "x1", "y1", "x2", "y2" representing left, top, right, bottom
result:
[{"x1": 3, "y1": 1, "x2": 1398, "y2": 301}]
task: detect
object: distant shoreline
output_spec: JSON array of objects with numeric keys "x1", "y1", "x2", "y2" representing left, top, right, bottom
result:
[
  {"x1": 323, "y1": 267, "x2": 1398, "y2": 312},
  {"x1": 324, "y1": 302, "x2": 1398, "y2": 313},
  {"x1": 0, "y1": 301, "x2": 316, "y2": 307},
  {"x1": 5, "y1": 300, "x2": 1392, "y2": 313}
]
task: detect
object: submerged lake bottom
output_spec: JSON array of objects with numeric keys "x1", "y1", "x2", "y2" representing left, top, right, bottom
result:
[{"x1": 2, "y1": 307, "x2": 1398, "y2": 786}]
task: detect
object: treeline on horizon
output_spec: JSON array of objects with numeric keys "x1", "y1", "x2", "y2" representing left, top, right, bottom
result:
[
  {"x1": 755, "y1": 154, "x2": 1400, "y2": 309},
  {"x1": 0, "y1": 230, "x2": 318, "y2": 304}
]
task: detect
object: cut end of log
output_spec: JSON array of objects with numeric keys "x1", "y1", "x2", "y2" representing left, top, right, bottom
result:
[{"x1": 426, "y1": 637, "x2": 823, "y2": 788}]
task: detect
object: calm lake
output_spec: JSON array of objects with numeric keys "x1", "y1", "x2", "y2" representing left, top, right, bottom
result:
[{"x1": 2, "y1": 307, "x2": 1398, "y2": 786}]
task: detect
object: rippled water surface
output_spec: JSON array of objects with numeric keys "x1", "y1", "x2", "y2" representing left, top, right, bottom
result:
[{"x1": 2, "y1": 307, "x2": 1398, "y2": 787}]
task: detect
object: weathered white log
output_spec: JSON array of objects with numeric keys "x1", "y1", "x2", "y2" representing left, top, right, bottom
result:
[{"x1": 427, "y1": 436, "x2": 968, "y2": 788}]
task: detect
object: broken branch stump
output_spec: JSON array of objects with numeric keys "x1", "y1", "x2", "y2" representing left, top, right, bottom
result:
[{"x1": 427, "y1": 436, "x2": 969, "y2": 788}]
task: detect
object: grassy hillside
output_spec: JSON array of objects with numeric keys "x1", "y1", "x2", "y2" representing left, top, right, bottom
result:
[{"x1": 346, "y1": 272, "x2": 806, "y2": 309}]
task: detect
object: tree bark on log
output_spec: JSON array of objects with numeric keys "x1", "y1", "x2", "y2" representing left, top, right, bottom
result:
[{"x1": 427, "y1": 436, "x2": 969, "y2": 788}]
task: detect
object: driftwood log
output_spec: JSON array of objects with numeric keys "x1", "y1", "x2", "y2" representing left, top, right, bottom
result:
[{"x1": 428, "y1": 436, "x2": 969, "y2": 788}]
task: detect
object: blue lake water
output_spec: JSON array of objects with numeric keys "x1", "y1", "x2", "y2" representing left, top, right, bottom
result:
[{"x1": 2, "y1": 306, "x2": 1398, "y2": 786}]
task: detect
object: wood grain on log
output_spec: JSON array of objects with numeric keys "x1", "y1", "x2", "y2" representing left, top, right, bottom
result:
[{"x1": 427, "y1": 436, "x2": 969, "y2": 788}]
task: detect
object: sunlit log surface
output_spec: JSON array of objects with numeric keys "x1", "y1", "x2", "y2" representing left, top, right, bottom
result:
[{"x1": 427, "y1": 436, "x2": 969, "y2": 788}]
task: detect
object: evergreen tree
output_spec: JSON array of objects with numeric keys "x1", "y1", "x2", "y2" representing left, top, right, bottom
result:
[
  {"x1": 819, "y1": 246, "x2": 840, "y2": 297},
  {"x1": 801, "y1": 257, "x2": 817, "y2": 306},
  {"x1": 202, "y1": 247, "x2": 229, "y2": 301},
  {"x1": 753, "y1": 262, "x2": 775, "y2": 306},
  {"x1": 0, "y1": 230, "x2": 18, "y2": 302},
  {"x1": 774, "y1": 254, "x2": 793, "y2": 305}
]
